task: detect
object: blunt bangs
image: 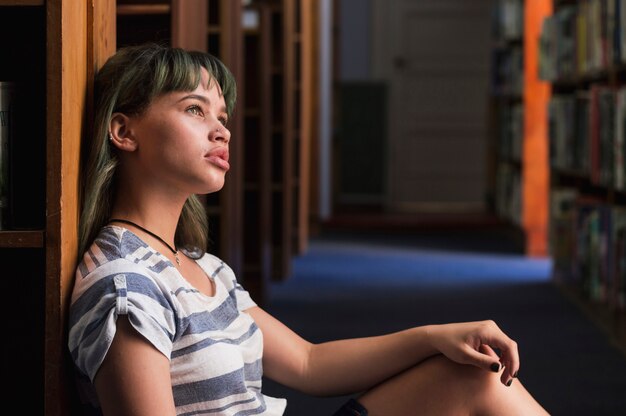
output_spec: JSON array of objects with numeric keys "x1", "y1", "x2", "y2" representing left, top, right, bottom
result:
[
  {"x1": 109, "y1": 44, "x2": 236, "y2": 117},
  {"x1": 149, "y1": 48, "x2": 237, "y2": 116}
]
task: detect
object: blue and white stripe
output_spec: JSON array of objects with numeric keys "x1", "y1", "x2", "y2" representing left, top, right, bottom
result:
[{"x1": 68, "y1": 225, "x2": 286, "y2": 415}]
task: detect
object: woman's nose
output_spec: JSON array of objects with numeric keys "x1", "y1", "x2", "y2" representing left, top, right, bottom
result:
[{"x1": 210, "y1": 125, "x2": 230, "y2": 144}]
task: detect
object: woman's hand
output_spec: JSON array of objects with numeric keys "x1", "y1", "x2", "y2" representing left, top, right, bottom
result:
[{"x1": 426, "y1": 320, "x2": 519, "y2": 385}]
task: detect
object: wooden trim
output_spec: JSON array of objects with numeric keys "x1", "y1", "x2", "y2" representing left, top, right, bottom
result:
[
  {"x1": 116, "y1": 4, "x2": 170, "y2": 15},
  {"x1": 278, "y1": 0, "x2": 295, "y2": 280},
  {"x1": 259, "y1": 4, "x2": 273, "y2": 296},
  {"x1": 0, "y1": 231, "x2": 44, "y2": 247},
  {"x1": 91, "y1": 0, "x2": 116, "y2": 71},
  {"x1": 297, "y1": 0, "x2": 319, "y2": 253},
  {"x1": 217, "y1": 0, "x2": 244, "y2": 277},
  {"x1": 172, "y1": 0, "x2": 208, "y2": 51},
  {"x1": 45, "y1": 1, "x2": 87, "y2": 414}
]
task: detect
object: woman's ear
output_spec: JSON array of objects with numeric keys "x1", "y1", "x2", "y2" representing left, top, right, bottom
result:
[{"x1": 109, "y1": 112, "x2": 138, "y2": 151}]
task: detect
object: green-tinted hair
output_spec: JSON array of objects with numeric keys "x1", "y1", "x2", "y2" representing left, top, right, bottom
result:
[{"x1": 78, "y1": 43, "x2": 237, "y2": 258}]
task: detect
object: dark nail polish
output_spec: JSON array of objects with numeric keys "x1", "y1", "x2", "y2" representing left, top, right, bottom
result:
[
  {"x1": 506, "y1": 379, "x2": 513, "y2": 387},
  {"x1": 490, "y1": 363, "x2": 500, "y2": 372}
]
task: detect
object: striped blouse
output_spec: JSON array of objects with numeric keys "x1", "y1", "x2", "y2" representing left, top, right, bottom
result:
[{"x1": 68, "y1": 225, "x2": 286, "y2": 415}]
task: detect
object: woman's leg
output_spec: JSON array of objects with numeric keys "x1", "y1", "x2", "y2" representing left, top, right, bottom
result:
[{"x1": 357, "y1": 354, "x2": 549, "y2": 416}]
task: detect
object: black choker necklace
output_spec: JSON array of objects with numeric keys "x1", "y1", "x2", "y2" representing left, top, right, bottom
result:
[{"x1": 110, "y1": 218, "x2": 180, "y2": 266}]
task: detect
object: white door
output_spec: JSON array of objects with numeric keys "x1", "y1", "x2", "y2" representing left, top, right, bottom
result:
[{"x1": 373, "y1": 0, "x2": 493, "y2": 213}]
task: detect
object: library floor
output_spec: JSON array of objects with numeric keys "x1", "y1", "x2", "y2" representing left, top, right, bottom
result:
[{"x1": 262, "y1": 227, "x2": 626, "y2": 416}]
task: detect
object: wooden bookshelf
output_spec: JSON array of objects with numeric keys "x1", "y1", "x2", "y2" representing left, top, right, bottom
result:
[
  {"x1": 0, "y1": 1, "x2": 115, "y2": 415},
  {"x1": 265, "y1": 0, "x2": 314, "y2": 281},
  {"x1": 542, "y1": 0, "x2": 626, "y2": 352},
  {"x1": 0, "y1": 230, "x2": 44, "y2": 247},
  {"x1": 239, "y1": 0, "x2": 316, "y2": 292},
  {"x1": 490, "y1": 0, "x2": 525, "y2": 236}
]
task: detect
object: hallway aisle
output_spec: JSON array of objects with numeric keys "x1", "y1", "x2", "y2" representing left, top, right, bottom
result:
[{"x1": 262, "y1": 233, "x2": 626, "y2": 415}]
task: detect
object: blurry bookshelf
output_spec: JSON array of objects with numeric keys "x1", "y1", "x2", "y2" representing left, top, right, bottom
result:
[
  {"x1": 490, "y1": 0, "x2": 524, "y2": 226},
  {"x1": 541, "y1": 0, "x2": 626, "y2": 351}
]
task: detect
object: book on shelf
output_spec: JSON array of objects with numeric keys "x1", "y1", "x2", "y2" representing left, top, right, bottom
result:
[
  {"x1": 0, "y1": 82, "x2": 14, "y2": 231},
  {"x1": 497, "y1": 102, "x2": 523, "y2": 161},
  {"x1": 611, "y1": 206, "x2": 626, "y2": 311},
  {"x1": 493, "y1": 0, "x2": 524, "y2": 42},
  {"x1": 548, "y1": 90, "x2": 590, "y2": 175},
  {"x1": 615, "y1": 85, "x2": 626, "y2": 190},
  {"x1": 552, "y1": 194, "x2": 626, "y2": 310},
  {"x1": 575, "y1": 90, "x2": 591, "y2": 175},
  {"x1": 548, "y1": 84, "x2": 626, "y2": 189},
  {"x1": 589, "y1": 84, "x2": 602, "y2": 185},
  {"x1": 549, "y1": 187, "x2": 579, "y2": 284},
  {"x1": 494, "y1": 162, "x2": 521, "y2": 225},
  {"x1": 548, "y1": 94, "x2": 576, "y2": 171},
  {"x1": 491, "y1": 45, "x2": 523, "y2": 97},
  {"x1": 597, "y1": 85, "x2": 615, "y2": 187},
  {"x1": 573, "y1": 197, "x2": 610, "y2": 303},
  {"x1": 539, "y1": 0, "x2": 626, "y2": 82}
]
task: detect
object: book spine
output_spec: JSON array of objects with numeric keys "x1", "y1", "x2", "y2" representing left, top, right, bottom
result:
[{"x1": 0, "y1": 82, "x2": 15, "y2": 230}]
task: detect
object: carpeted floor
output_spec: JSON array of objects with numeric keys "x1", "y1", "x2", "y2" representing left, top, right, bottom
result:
[{"x1": 261, "y1": 231, "x2": 626, "y2": 415}]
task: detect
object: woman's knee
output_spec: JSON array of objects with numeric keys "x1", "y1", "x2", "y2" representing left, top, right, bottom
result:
[
  {"x1": 423, "y1": 354, "x2": 503, "y2": 399},
  {"x1": 422, "y1": 355, "x2": 535, "y2": 415},
  {"x1": 358, "y1": 354, "x2": 502, "y2": 415}
]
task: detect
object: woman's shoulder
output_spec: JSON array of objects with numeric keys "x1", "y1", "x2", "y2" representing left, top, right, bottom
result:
[
  {"x1": 193, "y1": 251, "x2": 240, "y2": 284},
  {"x1": 194, "y1": 250, "x2": 231, "y2": 273},
  {"x1": 75, "y1": 225, "x2": 154, "y2": 280}
]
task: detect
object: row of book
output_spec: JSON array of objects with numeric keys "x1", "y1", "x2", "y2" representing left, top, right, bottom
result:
[
  {"x1": 551, "y1": 187, "x2": 626, "y2": 311},
  {"x1": 0, "y1": 82, "x2": 12, "y2": 230},
  {"x1": 548, "y1": 84, "x2": 626, "y2": 189},
  {"x1": 539, "y1": 0, "x2": 626, "y2": 82}
]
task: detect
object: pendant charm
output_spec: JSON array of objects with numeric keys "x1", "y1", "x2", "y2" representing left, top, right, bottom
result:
[{"x1": 175, "y1": 254, "x2": 181, "y2": 266}]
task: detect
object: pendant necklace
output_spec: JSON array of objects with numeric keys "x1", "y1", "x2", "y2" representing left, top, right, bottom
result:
[{"x1": 110, "y1": 218, "x2": 180, "y2": 265}]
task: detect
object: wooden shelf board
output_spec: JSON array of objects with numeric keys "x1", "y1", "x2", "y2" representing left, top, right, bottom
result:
[
  {"x1": 0, "y1": 0, "x2": 43, "y2": 5},
  {"x1": 0, "y1": 230, "x2": 44, "y2": 248},
  {"x1": 117, "y1": 4, "x2": 170, "y2": 15}
]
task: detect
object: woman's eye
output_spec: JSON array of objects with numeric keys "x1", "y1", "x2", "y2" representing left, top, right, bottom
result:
[
  {"x1": 219, "y1": 117, "x2": 228, "y2": 126},
  {"x1": 187, "y1": 105, "x2": 204, "y2": 116}
]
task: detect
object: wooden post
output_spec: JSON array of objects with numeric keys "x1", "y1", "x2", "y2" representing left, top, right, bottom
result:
[{"x1": 523, "y1": 0, "x2": 552, "y2": 257}]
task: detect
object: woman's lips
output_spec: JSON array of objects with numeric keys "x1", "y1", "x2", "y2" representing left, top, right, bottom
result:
[{"x1": 206, "y1": 148, "x2": 230, "y2": 171}]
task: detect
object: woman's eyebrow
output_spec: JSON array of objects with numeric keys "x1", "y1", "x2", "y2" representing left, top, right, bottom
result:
[{"x1": 178, "y1": 94, "x2": 210, "y2": 104}]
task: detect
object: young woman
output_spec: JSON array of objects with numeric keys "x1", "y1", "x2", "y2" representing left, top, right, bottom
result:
[{"x1": 68, "y1": 43, "x2": 549, "y2": 416}]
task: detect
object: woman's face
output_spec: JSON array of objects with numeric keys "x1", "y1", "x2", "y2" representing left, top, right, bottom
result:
[{"x1": 126, "y1": 68, "x2": 231, "y2": 196}]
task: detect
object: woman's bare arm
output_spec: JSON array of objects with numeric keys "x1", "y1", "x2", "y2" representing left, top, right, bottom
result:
[
  {"x1": 94, "y1": 316, "x2": 177, "y2": 416},
  {"x1": 248, "y1": 306, "x2": 517, "y2": 396}
]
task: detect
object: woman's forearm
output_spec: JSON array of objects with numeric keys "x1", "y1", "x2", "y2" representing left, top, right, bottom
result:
[{"x1": 298, "y1": 325, "x2": 439, "y2": 396}]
